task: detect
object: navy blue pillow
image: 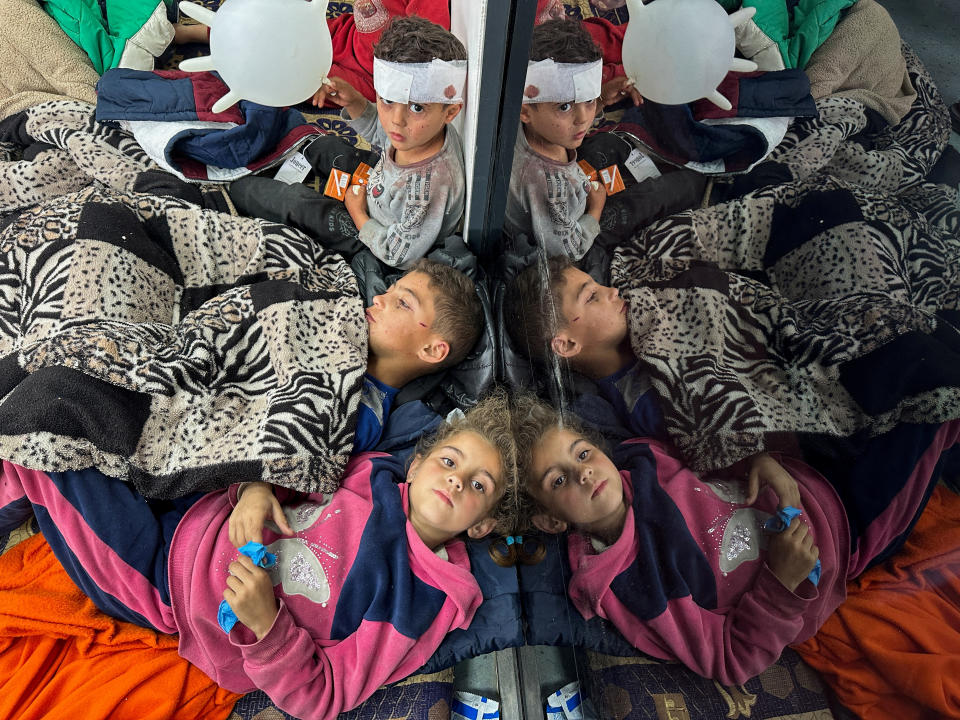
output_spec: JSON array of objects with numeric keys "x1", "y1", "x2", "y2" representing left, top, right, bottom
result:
[
  {"x1": 519, "y1": 532, "x2": 646, "y2": 657},
  {"x1": 419, "y1": 537, "x2": 524, "y2": 673}
]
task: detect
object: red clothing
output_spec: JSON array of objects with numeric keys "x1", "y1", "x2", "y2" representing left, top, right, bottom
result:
[
  {"x1": 327, "y1": 1, "x2": 451, "y2": 102},
  {"x1": 534, "y1": 0, "x2": 627, "y2": 84}
]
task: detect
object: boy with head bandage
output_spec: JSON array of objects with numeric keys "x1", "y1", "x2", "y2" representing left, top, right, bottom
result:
[
  {"x1": 504, "y1": 19, "x2": 607, "y2": 261},
  {"x1": 313, "y1": 16, "x2": 467, "y2": 268},
  {"x1": 504, "y1": 19, "x2": 704, "y2": 263},
  {"x1": 231, "y1": 17, "x2": 466, "y2": 269}
]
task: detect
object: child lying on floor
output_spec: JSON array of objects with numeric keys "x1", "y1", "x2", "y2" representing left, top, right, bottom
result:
[
  {"x1": 231, "y1": 16, "x2": 466, "y2": 269},
  {"x1": 356, "y1": 258, "x2": 481, "y2": 451},
  {"x1": 0, "y1": 392, "x2": 518, "y2": 720},
  {"x1": 511, "y1": 393, "x2": 960, "y2": 684},
  {"x1": 505, "y1": 254, "x2": 796, "y2": 488}
]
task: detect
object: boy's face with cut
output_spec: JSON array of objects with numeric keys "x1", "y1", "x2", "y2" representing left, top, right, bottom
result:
[
  {"x1": 529, "y1": 427, "x2": 625, "y2": 535},
  {"x1": 376, "y1": 97, "x2": 462, "y2": 155},
  {"x1": 365, "y1": 271, "x2": 447, "y2": 366},
  {"x1": 407, "y1": 430, "x2": 504, "y2": 547},
  {"x1": 520, "y1": 99, "x2": 598, "y2": 152},
  {"x1": 554, "y1": 266, "x2": 628, "y2": 355}
]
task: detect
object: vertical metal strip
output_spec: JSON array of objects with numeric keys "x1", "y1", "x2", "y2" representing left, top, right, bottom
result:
[{"x1": 464, "y1": 0, "x2": 538, "y2": 260}]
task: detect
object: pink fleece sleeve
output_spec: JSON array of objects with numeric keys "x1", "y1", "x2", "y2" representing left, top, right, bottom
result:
[
  {"x1": 231, "y1": 597, "x2": 468, "y2": 720},
  {"x1": 597, "y1": 564, "x2": 818, "y2": 685}
]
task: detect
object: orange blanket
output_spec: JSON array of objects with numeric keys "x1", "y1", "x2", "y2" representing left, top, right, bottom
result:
[
  {"x1": 0, "y1": 533, "x2": 242, "y2": 720},
  {"x1": 794, "y1": 486, "x2": 960, "y2": 719}
]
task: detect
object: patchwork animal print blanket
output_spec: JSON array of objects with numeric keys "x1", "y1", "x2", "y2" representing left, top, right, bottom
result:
[
  {"x1": 0, "y1": 101, "x2": 366, "y2": 498},
  {"x1": 612, "y1": 45, "x2": 960, "y2": 474}
]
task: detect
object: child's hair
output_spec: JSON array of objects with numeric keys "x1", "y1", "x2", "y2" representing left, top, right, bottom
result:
[
  {"x1": 406, "y1": 258, "x2": 482, "y2": 368},
  {"x1": 412, "y1": 388, "x2": 519, "y2": 538},
  {"x1": 373, "y1": 16, "x2": 467, "y2": 64},
  {"x1": 529, "y1": 18, "x2": 602, "y2": 64},
  {"x1": 503, "y1": 255, "x2": 573, "y2": 363},
  {"x1": 509, "y1": 391, "x2": 607, "y2": 533}
]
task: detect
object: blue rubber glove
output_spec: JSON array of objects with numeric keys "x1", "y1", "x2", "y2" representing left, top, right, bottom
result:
[
  {"x1": 763, "y1": 506, "x2": 821, "y2": 586},
  {"x1": 218, "y1": 541, "x2": 277, "y2": 633}
]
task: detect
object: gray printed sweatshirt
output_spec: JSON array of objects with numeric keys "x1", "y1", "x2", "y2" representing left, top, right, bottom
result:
[
  {"x1": 504, "y1": 126, "x2": 600, "y2": 260},
  {"x1": 344, "y1": 104, "x2": 465, "y2": 268}
]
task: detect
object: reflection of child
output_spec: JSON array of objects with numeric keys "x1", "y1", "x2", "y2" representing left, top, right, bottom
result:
[
  {"x1": 506, "y1": 255, "x2": 804, "y2": 484},
  {"x1": 505, "y1": 19, "x2": 608, "y2": 260},
  {"x1": 505, "y1": 19, "x2": 704, "y2": 260},
  {"x1": 0, "y1": 394, "x2": 517, "y2": 720},
  {"x1": 232, "y1": 17, "x2": 467, "y2": 269},
  {"x1": 512, "y1": 394, "x2": 960, "y2": 684},
  {"x1": 505, "y1": 255, "x2": 661, "y2": 437}
]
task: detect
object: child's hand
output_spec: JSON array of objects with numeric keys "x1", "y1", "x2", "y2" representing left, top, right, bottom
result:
[
  {"x1": 766, "y1": 516, "x2": 819, "y2": 592},
  {"x1": 173, "y1": 22, "x2": 208, "y2": 45},
  {"x1": 745, "y1": 452, "x2": 801, "y2": 510},
  {"x1": 223, "y1": 554, "x2": 279, "y2": 640},
  {"x1": 600, "y1": 76, "x2": 642, "y2": 108},
  {"x1": 229, "y1": 482, "x2": 293, "y2": 548},
  {"x1": 344, "y1": 184, "x2": 369, "y2": 228},
  {"x1": 586, "y1": 180, "x2": 607, "y2": 220},
  {"x1": 312, "y1": 77, "x2": 367, "y2": 117}
]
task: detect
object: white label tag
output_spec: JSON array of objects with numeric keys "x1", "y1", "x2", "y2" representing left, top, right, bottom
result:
[
  {"x1": 624, "y1": 148, "x2": 661, "y2": 183},
  {"x1": 273, "y1": 152, "x2": 311, "y2": 185}
]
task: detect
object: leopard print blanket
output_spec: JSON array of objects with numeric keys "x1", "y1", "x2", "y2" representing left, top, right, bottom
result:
[
  {"x1": 0, "y1": 102, "x2": 367, "y2": 498},
  {"x1": 761, "y1": 44, "x2": 951, "y2": 195},
  {"x1": 612, "y1": 45, "x2": 960, "y2": 473}
]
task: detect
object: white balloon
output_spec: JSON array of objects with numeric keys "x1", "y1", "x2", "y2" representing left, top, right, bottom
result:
[
  {"x1": 178, "y1": 0, "x2": 333, "y2": 113},
  {"x1": 621, "y1": 0, "x2": 757, "y2": 110}
]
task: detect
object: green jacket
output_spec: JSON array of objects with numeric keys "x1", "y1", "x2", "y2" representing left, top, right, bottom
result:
[
  {"x1": 42, "y1": 0, "x2": 174, "y2": 74},
  {"x1": 717, "y1": 0, "x2": 857, "y2": 69}
]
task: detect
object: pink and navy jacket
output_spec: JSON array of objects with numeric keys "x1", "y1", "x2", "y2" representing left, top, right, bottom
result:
[
  {"x1": 0, "y1": 452, "x2": 484, "y2": 720},
  {"x1": 171, "y1": 452, "x2": 484, "y2": 718},
  {"x1": 565, "y1": 428, "x2": 959, "y2": 685}
]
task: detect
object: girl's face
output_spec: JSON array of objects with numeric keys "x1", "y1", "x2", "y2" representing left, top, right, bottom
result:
[
  {"x1": 407, "y1": 430, "x2": 504, "y2": 549},
  {"x1": 528, "y1": 427, "x2": 626, "y2": 538}
]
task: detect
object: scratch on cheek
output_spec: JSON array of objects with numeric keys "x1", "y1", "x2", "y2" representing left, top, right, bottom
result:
[
  {"x1": 419, "y1": 322, "x2": 428, "y2": 327},
  {"x1": 572, "y1": 316, "x2": 580, "y2": 322}
]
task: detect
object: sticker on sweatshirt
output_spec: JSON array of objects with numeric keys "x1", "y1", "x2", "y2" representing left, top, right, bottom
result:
[
  {"x1": 263, "y1": 497, "x2": 340, "y2": 604},
  {"x1": 268, "y1": 539, "x2": 333, "y2": 605}
]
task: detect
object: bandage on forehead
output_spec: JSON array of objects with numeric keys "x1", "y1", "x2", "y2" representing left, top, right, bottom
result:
[
  {"x1": 522, "y1": 58, "x2": 602, "y2": 104},
  {"x1": 373, "y1": 57, "x2": 467, "y2": 104}
]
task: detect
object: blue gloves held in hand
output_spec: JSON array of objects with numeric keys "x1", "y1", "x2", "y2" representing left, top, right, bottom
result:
[
  {"x1": 217, "y1": 542, "x2": 277, "y2": 633},
  {"x1": 763, "y1": 506, "x2": 821, "y2": 586}
]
